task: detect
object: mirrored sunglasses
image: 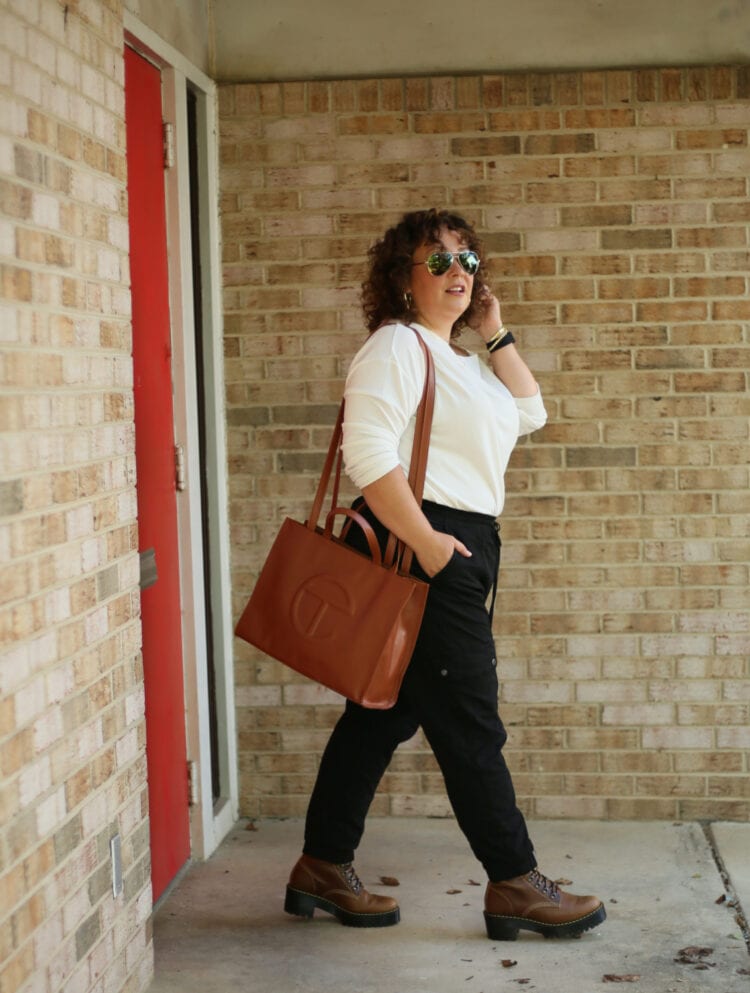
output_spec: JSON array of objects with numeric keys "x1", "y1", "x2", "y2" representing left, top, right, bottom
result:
[{"x1": 412, "y1": 250, "x2": 481, "y2": 277}]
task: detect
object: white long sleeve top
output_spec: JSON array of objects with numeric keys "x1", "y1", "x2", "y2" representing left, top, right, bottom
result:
[{"x1": 342, "y1": 322, "x2": 548, "y2": 517}]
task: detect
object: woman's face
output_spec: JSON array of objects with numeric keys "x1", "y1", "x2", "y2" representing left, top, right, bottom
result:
[{"x1": 408, "y1": 226, "x2": 474, "y2": 338}]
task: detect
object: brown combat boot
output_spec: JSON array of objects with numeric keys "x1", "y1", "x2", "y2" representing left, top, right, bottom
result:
[
  {"x1": 484, "y1": 868, "x2": 606, "y2": 939},
  {"x1": 285, "y1": 854, "x2": 400, "y2": 928}
]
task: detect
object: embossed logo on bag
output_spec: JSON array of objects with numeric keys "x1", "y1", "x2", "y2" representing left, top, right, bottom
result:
[{"x1": 291, "y1": 575, "x2": 354, "y2": 639}]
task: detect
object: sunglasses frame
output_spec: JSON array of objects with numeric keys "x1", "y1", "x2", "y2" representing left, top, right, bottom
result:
[{"x1": 412, "y1": 250, "x2": 481, "y2": 277}]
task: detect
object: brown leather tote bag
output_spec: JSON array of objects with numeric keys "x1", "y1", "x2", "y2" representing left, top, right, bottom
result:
[{"x1": 234, "y1": 328, "x2": 435, "y2": 709}]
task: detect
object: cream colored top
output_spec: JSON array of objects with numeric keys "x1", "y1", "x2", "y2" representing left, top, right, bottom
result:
[{"x1": 342, "y1": 322, "x2": 548, "y2": 517}]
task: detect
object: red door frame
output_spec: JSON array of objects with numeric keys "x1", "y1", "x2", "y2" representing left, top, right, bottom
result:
[{"x1": 125, "y1": 44, "x2": 191, "y2": 901}]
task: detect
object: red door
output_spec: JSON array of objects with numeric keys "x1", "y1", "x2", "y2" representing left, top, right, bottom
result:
[{"x1": 125, "y1": 45, "x2": 191, "y2": 901}]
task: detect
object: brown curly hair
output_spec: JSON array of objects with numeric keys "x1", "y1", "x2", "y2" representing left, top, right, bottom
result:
[{"x1": 361, "y1": 208, "x2": 485, "y2": 338}]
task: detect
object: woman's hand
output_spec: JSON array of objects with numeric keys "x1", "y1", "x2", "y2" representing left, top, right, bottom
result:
[
  {"x1": 415, "y1": 530, "x2": 472, "y2": 578},
  {"x1": 361, "y1": 468, "x2": 472, "y2": 578},
  {"x1": 469, "y1": 282, "x2": 503, "y2": 343},
  {"x1": 466, "y1": 282, "x2": 540, "y2": 398}
]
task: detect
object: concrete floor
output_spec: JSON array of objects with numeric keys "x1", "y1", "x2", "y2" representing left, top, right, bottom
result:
[{"x1": 149, "y1": 818, "x2": 750, "y2": 993}]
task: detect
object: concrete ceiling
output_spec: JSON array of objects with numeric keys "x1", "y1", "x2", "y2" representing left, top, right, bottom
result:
[{"x1": 212, "y1": 0, "x2": 750, "y2": 82}]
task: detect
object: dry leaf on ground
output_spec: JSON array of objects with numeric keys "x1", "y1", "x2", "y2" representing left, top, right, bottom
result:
[
  {"x1": 674, "y1": 946, "x2": 714, "y2": 965},
  {"x1": 379, "y1": 875, "x2": 399, "y2": 886}
]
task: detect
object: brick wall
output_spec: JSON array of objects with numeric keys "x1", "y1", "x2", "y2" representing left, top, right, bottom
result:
[
  {"x1": 1, "y1": 2, "x2": 151, "y2": 993},
  {"x1": 221, "y1": 66, "x2": 750, "y2": 822}
]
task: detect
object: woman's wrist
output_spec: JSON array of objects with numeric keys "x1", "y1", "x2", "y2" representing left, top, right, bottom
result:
[
  {"x1": 486, "y1": 328, "x2": 516, "y2": 353},
  {"x1": 483, "y1": 325, "x2": 505, "y2": 347}
]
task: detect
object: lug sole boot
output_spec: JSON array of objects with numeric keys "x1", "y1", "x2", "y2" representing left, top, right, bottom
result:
[
  {"x1": 285, "y1": 854, "x2": 400, "y2": 928},
  {"x1": 484, "y1": 868, "x2": 606, "y2": 940}
]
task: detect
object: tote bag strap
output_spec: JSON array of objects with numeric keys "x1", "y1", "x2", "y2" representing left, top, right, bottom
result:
[
  {"x1": 384, "y1": 328, "x2": 434, "y2": 571},
  {"x1": 307, "y1": 326, "x2": 436, "y2": 575},
  {"x1": 307, "y1": 400, "x2": 345, "y2": 532}
]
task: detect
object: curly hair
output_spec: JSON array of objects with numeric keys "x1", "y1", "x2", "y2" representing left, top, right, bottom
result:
[{"x1": 361, "y1": 208, "x2": 485, "y2": 338}]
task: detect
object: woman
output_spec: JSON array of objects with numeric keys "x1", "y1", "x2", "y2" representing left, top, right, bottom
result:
[{"x1": 284, "y1": 209, "x2": 606, "y2": 941}]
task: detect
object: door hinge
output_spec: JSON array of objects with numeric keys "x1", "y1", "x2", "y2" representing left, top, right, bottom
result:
[
  {"x1": 187, "y1": 760, "x2": 199, "y2": 806},
  {"x1": 174, "y1": 443, "x2": 186, "y2": 491},
  {"x1": 138, "y1": 546, "x2": 158, "y2": 590},
  {"x1": 163, "y1": 121, "x2": 175, "y2": 169}
]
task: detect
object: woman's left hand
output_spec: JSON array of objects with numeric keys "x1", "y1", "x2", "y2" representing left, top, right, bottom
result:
[{"x1": 468, "y1": 282, "x2": 503, "y2": 343}]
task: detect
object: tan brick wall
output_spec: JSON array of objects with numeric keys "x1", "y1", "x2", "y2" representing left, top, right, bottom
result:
[
  {"x1": 221, "y1": 67, "x2": 750, "y2": 822},
  {"x1": 1, "y1": 2, "x2": 151, "y2": 992}
]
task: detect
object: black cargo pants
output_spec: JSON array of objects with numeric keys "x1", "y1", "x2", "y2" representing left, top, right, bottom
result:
[{"x1": 303, "y1": 500, "x2": 537, "y2": 883}]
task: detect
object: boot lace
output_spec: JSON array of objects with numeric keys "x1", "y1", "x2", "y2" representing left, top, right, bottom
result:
[
  {"x1": 527, "y1": 869, "x2": 560, "y2": 901},
  {"x1": 339, "y1": 862, "x2": 363, "y2": 894}
]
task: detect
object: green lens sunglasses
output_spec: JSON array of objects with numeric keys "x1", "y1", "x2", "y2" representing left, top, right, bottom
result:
[{"x1": 412, "y1": 250, "x2": 481, "y2": 277}]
